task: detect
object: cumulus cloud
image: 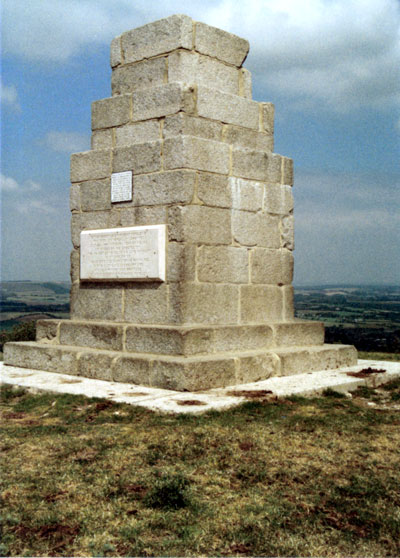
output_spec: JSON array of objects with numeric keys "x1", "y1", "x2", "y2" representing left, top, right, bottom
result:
[
  {"x1": 44, "y1": 131, "x2": 90, "y2": 153},
  {"x1": 3, "y1": 0, "x2": 399, "y2": 113},
  {"x1": 0, "y1": 79, "x2": 21, "y2": 111},
  {"x1": 0, "y1": 174, "x2": 20, "y2": 191}
]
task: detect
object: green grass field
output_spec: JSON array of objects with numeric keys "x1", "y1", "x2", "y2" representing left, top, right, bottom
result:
[{"x1": 1, "y1": 377, "x2": 400, "y2": 557}]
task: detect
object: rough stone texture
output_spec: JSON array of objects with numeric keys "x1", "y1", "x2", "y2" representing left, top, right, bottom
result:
[
  {"x1": 4, "y1": 342, "x2": 79, "y2": 375},
  {"x1": 164, "y1": 135, "x2": 230, "y2": 174},
  {"x1": 132, "y1": 170, "x2": 196, "y2": 206},
  {"x1": 70, "y1": 150, "x2": 111, "y2": 183},
  {"x1": 113, "y1": 355, "x2": 152, "y2": 385},
  {"x1": 194, "y1": 21, "x2": 249, "y2": 66},
  {"x1": 36, "y1": 320, "x2": 59, "y2": 343},
  {"x1": 229, "y1": 177, "x2": 264, "y2": 211},
  {"x1": 213, "y1": 325, "x2": 274, "y2": 352},
  {"x1": 110, "y1": 36, "x2": 122, "y2": 68},
  {"x1": 178, "y1": 283, "x2": 239, "y2": 325},
  {"x1": 197, "y1": 86, "x2": 259, "y2": 129},
  {"x1": 264, "y1": 184, "x2": 293, "y2": 214},
  {"x1": 223, "y1": 125, "x2": 273, "y2": 151},
  {"x1": 60, "y1": 321, "x2": 124, "y2": 351},
  {"x1": 282, "y1": 214, "x2": 294, "y2": 250},
  {"x1": 91, "y1": 129, "x2": 113, "y2": 150},
  {"x1": 196, "y1": 172, "x2": 231, "y2": 208},
  {"x1": 80, "y1": 179, "x2": 111, "y2": 211},
  {"x1": 70, "y1": 250, "x2": 80, "y2": 283},
  {"x1": 118, "y1": 206, "x2": 167, "y2": 227},
  {"x1": 112, "y1": 141, "x2": 162, "y2": 174},
  {"x1": 163, "y1": 113, "x2": 222, "y2": 141},
  {"x1": 272, "y1": 321, "x2": 325, "y2": 347},
  {"x1": 237, "y1": 353, "x2": 280, "y2": 384},
  {"x1": 121, "y1": 15, "x2": 193, "y2": 64},
  {"x1": 250, "y1": 248, "x2": 293, "y2": 285},
  {"x1": 71, "y1": 211, "x2": 110, "y2": 249},
  {"x1": 92, "y1": 95, "x2": 131, "y2": 130},
  {"x1": 262, "y1": 103, "x2": 275, "y2": 135},
  {"x1": 240, "y1": 285, "x2": 283, "y2": 323},
  {"x1": 169, "y1": 205, "x2": 232, "y2": 244},
  {"x1": 168, "y1": 50, "x2": 240, "y2": 95},
  {"x1": 240, "y1": 68, "x2": 252, "y2": 99},
  {"x1": 78, "y1": 352, "x2": 114, "y2": 381},
  {"x1": 197, "y1": 245, "x2": 249, "y2": 283},
  {"x1": 282, "y1": 286, "x2": 295, "y2": 320},
  {"x1": 115, "y1": 121, "x2": 160, "y2": 146},
  {"x1": 124, "y1": 283, "x2": 170, "y2": 324},
  {"x1": 277, "y1": 345, "x2": 358, "y2": 376},
  {"x1": 111, "y1": 57, "x2": 166, "y2": 95},
  {"x1": 69, "y1": 184, "x2": 80, "y2": 212},
  {"x1": 132, "y1": 82, "x2": 195, "y2": 121},
  {"x1": 167, "y1": 242, "x2": 196, "y2": 282},
  {"x1": 232, "y1": 211, "x2": 280, "y2": 248},
  {"x1": 232, "y1": 147, "x2": 283, "y2": 182},
  {"x1": 70, "y1": 283, "x2": 123, "y2": 321},
  {"x1": 282, "y1": 156, "x2": 294, "y2": 186}
]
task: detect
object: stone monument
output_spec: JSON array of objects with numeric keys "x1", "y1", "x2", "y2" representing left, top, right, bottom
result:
[{"x1": 4, "y1": 15, "x2": 357, "y2": 390}]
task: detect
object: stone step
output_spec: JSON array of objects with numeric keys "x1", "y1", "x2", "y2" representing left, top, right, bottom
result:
[
  {"x1": 36, "y1": 319, "x2": 325, "y2": 355},
  {"x1": 4, "y1": 340, "x2": 356, "y2": 392}
]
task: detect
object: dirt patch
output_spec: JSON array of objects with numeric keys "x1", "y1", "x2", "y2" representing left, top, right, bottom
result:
[
  {"x1": 176, "y1": 400, "x2": 207, "y2": 406},
  {"x1": 228, "y1": 390, "x2": 274, "y2": 398},
  {"x1": 347, "y1": 367, "x2": 386, "y2": 378}
]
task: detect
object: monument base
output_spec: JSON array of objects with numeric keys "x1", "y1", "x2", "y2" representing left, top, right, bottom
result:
[{"x1": 4, "y1": 318, "x2": 357, "y2": 391}]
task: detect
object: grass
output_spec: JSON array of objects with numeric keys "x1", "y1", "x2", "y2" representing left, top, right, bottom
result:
[
  {"x1": 358, "y1": 351, "x2": 400, "y2": 361},
  {"x1": 1, "y1": 377, "x2": 400, "y2": 557}
]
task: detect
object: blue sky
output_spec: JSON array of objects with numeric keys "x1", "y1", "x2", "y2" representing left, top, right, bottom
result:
[{"x1": 1, "y1": 0, "x2": 399, "y2": 285}]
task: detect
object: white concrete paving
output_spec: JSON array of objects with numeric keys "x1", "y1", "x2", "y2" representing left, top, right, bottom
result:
[{"x1": 1, "y1": 360, "x2": 399, "y2": 414}]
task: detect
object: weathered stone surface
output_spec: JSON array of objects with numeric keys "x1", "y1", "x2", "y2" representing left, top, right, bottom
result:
[
  {"x1": 232, "y1": 147, "x2": 282, "y2": 182},
  {"x1": 169, "y1": 205, "x2": 231, "y2": 244},
  {"x1": 91, "y1": 129, "x2": 113, "y2": 150},
  {"x1": 60, "y1": 321, "x2": 124, "y2": 351},
  {"x1": 111, "y1": 57, "x2": 166, "y2": 95},
  {"x1": 276, "y1": 345, "x2": 357, "y2": 376},
  {"x1": 282, "y1": 285, "x2": 295, "y2": 319},
  {"x1": 70, "y1": 150, "x2": 111, "y2": 183},
  {"x1": 110, "y1": 36, "x2": 122, "y2": 68},
  {"x1": 240, "y1": 285, "x2": 283, "y2": 323},
  {"x1": 250, "y1": 248, "x2": 293, "y2": 285},
  {"x1": 71, "y1": 211, "x2": 110, "y2": 249},
  {"x1": 80, "y1": 179, "x2": 111, "y2": 211},
  {"x1": 163, "y1": 113, "x2": 222, "y2": 141},
  {"x1": 281, "y1": 214, "x2": 294, "y2": 250},
  {"x1": 197, "y1": 85, "x2": 259, "y2": 129},
  {"x1": 151, "y1": 355, "x2": 237, "y2": 391},
  {"x1": 229, "y1": 177, "x2": 264, "y2": 211},
  {"x1": 194, "y1": 21, "x2": 249, "y2": 66},
  {"x1": 178, "y1": 283, "x2": 239, "y2": 325},
  {"x1": 197, "y1": 245, "x2": 249, "y2": 283},
  {"x1": 132, "y1": 82, "x2": 195, "y2": 121},
  {"x1": 70, "y1": 283, "x2": 123, "y2": 321},
  {"x1": 36, "y1": 320, "x2": 59, "y2": 343},
  {"x1": 113, "y1": 355, "x2": 152, "y2": 385},
  {"x1": 232, "y1": 211, "x2": 280, "y2": 248},
  {"x1": 112, "y1": 141, "x2": 162, "y2": 174},
  {"x1": 196, "y1": 172, "x2": 231, "y2": 208},
  {"x1": 70, "y1": 250, "x2": 80, "y2": 283},
  {"x1": 92, "y1": 95, "x2": 131, "y2": 130},
  {"x1": 240, "y1": 68, "x2": 252, "y2": 98},
  {"x1": 237, "y1": 352, "x2": 280, "y2": 384},
  {"x1": 115, "y1": 121, "x2": 160, "y2": 146},
  {"x1": 167, "y1": 242, "x2": 196, "y2": 282},
  {"x1": 261, "y1": 102, "x2": 275, "y2": 135},
  {"x1": 118, "y1": 206, "x2": 167, "y2": 227},
  {"x1": 213, "y1": 325, "x2": 274, "y2": 352},
  {"x1": 69, "y1": 184, "x2": 80, "y2": 212},
  {"x1": 223, "y1": 125, "x2": 273, "y2": 151},
  {"x1": 132, "y1": 170, "x2": 196, "y2": 206},
  {"x1": 168, "y1": 50, "x2": 240, "y2": 95},
  {"x1": 78, "y1": 352, "x2": 114, "y2": 381},
  {"x1": 164, "y1": 135, "x2": 230, "y2": 174},
  {"x1": 124, "y1": 283, "x2": 170, "y2": 324},
  {"x1": 272, "y1": 321, "x2": 325, "y2": 347},
  {"x1": 4, "y1": 342, "x2": 79, "y2": 375},
  {"x1": 264, "y1": 184, "x2": 293, "y2": 214},
  {"x1": 121, "y1": 15, "x2": 193, "y2": 64},
  {"x1": 282, "y1": 156, "x2": 294, "y2": 186}
]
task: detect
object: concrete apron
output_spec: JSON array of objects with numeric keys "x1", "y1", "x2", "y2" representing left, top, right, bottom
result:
[{"x1": 1, "y1": 360, "x2": 399, "y2": 415}]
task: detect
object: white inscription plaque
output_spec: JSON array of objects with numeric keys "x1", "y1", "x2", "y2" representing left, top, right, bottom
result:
[
  {"x1": 111, "y1": 171, "x2": 132, "y2": 203},
  {"x1": 80, "y1": 225, "x2": 166, "y2": 281}
]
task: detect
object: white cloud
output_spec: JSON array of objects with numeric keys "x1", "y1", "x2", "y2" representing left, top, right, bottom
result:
[
  {"x1": 3, "y1": 0, "x2": 399, "y2": 113},
  {"x1": 0, "y1": 174, "x2": 20, "y2": 191},
  {"x1": 0, "y1": 79, "x2": 21, "y2": 111},
  {"x1": 44, "y1": 131, "x2": 90, "y2": 153},
  {"x1": 18, "y1": 200, "x2": 57, "y2": 215}
]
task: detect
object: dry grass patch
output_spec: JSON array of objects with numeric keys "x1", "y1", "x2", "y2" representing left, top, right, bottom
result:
[{"x1": 1, "y1": 379, "x2": 400, "y2": 557}]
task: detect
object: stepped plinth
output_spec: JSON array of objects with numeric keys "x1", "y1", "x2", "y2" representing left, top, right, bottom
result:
[{"x1": 4, "y1": 15, "x2": 357, "y2": 390}]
